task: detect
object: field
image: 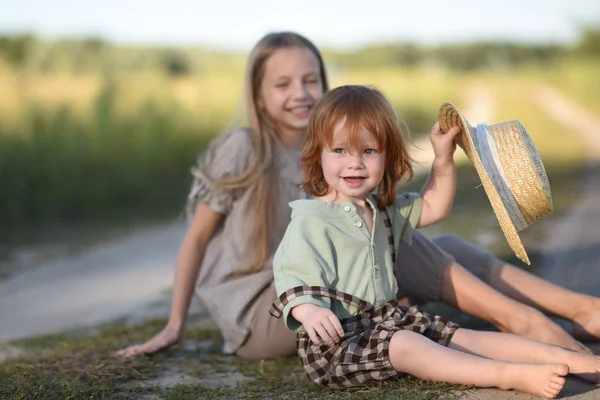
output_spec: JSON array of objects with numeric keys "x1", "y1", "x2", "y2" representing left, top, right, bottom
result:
[{"x1": 1, "y1": 55, "x2": 597, "y2": 240}]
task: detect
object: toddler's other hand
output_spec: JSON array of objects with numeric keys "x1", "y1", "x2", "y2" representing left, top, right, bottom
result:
[{"x1": 293, "y1": 304, "x2": 344, "y2": 347}]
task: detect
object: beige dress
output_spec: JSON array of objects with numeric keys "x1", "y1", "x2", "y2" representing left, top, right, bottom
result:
[{"x1": 187, "y1": 127, "x2": 308, "y2": 353}]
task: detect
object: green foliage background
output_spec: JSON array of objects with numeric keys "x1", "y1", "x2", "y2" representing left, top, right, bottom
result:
[{"x1": 0, "y1": 28, "x2": 599, "y2": 237}]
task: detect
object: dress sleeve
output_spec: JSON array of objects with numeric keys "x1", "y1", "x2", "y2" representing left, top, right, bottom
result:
[
  {"x1": 187, "y1": 129, "x2": 253, "y2": 216},
  {"x1": 273, "y1": 219, "x2": 333, "y2": 332},
  {"x1": 393, "y1": 192, "x2": 423, "y2": 245}
]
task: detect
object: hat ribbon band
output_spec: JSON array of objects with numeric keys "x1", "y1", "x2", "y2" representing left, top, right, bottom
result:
[{"x1": 475, "y1": 123, "x2": 529, "y2": 232}]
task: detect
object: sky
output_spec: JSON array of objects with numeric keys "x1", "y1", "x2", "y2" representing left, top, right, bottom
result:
[{"x1": 1, "y1": 0, "x2": 600, "y2": 50}]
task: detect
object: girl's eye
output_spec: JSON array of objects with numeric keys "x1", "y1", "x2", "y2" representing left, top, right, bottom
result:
[
  {"x1": 305, "y1": 78, "x2": 319, "y2": 84},
  {"x1": 364, "y1": 148, "x2": 376, "y2": 154},
  {"x1": 333, "y1": 148, "x2": 344, "y2": 154},
  {"x1": 275, "y1": 82, "x2": 289, "y2": 88}
]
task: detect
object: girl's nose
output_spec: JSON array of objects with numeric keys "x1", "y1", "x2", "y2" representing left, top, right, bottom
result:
[{"x1": 292, "y1": 81, "x2": 309, "y2": 99}]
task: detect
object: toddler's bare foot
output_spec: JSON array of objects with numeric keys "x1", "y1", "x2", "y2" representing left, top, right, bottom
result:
[
  {"x1": 501, "y1": 363, "x2": 567, "y2": 399},
  {"x1": 507, "y1": 308, "x2": 592, "y2": 354}
]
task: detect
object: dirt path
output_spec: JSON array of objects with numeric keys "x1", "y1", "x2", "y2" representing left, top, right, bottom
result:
[
  {"x1": 0, "y1": 221, "x2": 187, "y2": 342},
  {"x1": 536, "y1": 87, "x2": 600, "y2": 290}
]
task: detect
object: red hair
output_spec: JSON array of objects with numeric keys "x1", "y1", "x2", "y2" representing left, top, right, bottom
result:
[{"x1": 300, "y1": 85, "x2": 413, "y2": 206}]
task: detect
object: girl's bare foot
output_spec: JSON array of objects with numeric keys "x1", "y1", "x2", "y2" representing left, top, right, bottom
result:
[
  {"x1": 501, "y1": 363, "x2": 568, "y2": 399},
  {"x1": 562, "y1": 351, "x2": 600, "y2": 383}
]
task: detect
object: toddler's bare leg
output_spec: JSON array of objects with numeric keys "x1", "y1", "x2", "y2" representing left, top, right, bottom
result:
[
  {"x1": 389, "y1": 330, "x2": 567, "y2": 399},
  {"x1": 450, "y1": 328, "x2": 600, "y2": 383}
]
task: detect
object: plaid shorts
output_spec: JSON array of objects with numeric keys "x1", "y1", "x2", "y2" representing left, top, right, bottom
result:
[{"x1": 270, "y1": 286, "x2": 459, "y2": 389}]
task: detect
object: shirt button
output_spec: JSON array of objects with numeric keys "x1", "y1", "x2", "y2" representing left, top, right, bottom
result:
[
  {"x1": 374, "y1": 265, "x2": 380, "y2": 271},
  {"x1": 355, "y1": 221, "x2": 363, "y2": 228},
  {"x1": 343, "y1": 205, "x2": 351, "y2": 212}
]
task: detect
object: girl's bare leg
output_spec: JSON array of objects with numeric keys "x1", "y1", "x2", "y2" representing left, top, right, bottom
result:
[
  {"x1": 450, "y1": 328, "x2": 600, "y2": 383},
  {"x1": 489, "y1": 262, "x2": 600, "y2": 342},
  {"x1": 389, "y1": 330, "x2": 568, "y2": 399},
  {"x1": 441, "y1": 261, "x2": 590, "y2": 353}
]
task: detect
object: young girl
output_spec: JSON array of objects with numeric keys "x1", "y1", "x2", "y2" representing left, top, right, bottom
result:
[
  {"x1": 116, "y1": 31, "x2": 328, "y2": 359},
  {"x1": 116, "y1": 31, "x2": 600, "y2": 362},
  {"x1": 271, "y1": 85, "x2": 600, "y2": 398}
]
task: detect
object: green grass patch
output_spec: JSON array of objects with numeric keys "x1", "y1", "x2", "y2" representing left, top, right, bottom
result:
[
  {"x1": 1, "y1": 317, "x2": 469, "y2": 400},
  {"x1": 0, "y1": 81, "x2": 220, "y2": 238},
  {"x1": 517, "y1": 58, "x2": 600, "y2": 115}
]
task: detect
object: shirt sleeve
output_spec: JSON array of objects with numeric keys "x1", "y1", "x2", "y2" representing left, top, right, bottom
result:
[
  {"x1": 273, "y1": 219, "x2": 333, "y2": 332},
  {"x1": 392, "y1": 192, "x2": 423, "y2": 245},
  {"x1": 186, "y1": 129, "x2": 253, "y2": 216}
]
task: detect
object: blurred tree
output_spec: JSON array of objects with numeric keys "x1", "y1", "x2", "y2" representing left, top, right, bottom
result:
[
  {"x1": 0, "y1": 34, "x2": 34, "y2": 69},
  {"x1": 576, "y1": 27, "x2": 600, "y2": 56},
  {"x1": 161, "y1": 49, "x2": 191, "y2": 76}
]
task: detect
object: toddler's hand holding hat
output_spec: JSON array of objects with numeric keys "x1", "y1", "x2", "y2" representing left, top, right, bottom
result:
[{"x1": 430, "y1": 122, "x2": 460, "y2": 162}]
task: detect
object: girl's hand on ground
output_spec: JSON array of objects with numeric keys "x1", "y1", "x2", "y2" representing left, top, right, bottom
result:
[
  {"x1": 430, "y1": 122, "x2": 460, "y2": 161},
  {"x1": 113, "y1": 325, "x2": 182, "y2": 358},
  {"x1": 300, "y1": 307, "x2": 344, "y2": 347}
]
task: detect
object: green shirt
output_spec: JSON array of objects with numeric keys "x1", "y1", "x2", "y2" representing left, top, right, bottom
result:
[{"x1": 273, "y1": 192, "x2": 423, "y2": 331}]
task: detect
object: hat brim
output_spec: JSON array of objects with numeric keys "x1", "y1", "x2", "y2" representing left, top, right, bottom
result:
[{"x1": 438, "y1": 102, "x2": 530, "y2": 265}]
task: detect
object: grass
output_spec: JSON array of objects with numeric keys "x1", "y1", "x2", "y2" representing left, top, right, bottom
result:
[
  {"x1": 0, "y1": 317, "x2": 468, "y2": 400},
  {"x1": 517, "y1": 58, "x2": 600, "y2": 115},
  {"x1": 0, "y1": 79, "x2": 219, "y2": 239},
  {"x1": 333, "y1": 66, "x2": 461, "y2": 136}
]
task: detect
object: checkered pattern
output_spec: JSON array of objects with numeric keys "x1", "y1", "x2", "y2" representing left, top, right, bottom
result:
[
  {"x1": 270, "y1": 286, "x2": 459, "y2": 388},
  {"x1": 378, "y1": 204, "x2": 396, "y2": 265}
]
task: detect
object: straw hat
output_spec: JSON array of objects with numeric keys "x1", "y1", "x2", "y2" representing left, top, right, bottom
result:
[{"x1": 438, "y1": 102, "x2": 553, "y2": 265}]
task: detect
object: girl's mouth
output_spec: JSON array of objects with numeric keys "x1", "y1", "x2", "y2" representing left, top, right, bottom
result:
[{"x1": 289, "y1": 106, "x2": 311, "y2": 118}]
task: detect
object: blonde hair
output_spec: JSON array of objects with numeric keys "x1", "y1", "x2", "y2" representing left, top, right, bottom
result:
[
  {"x1": 301, "y1": 85, "x2": 413, "y2": 206},
  {"x1": 207, "y1": 32, "x2": 329, "y2": 275}
]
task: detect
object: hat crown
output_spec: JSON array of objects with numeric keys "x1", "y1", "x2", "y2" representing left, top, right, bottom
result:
[{"x1": 475, "y1": 121, "x2": 553, "y2": 229}]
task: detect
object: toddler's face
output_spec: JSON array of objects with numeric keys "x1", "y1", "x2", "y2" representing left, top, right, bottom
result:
[{"x1": 320, "y1": 119, "x2": 386, "y2": 204}]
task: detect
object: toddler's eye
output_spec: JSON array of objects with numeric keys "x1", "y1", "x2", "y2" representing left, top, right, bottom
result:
[{"x1": 275, "y1": 82, "x2": 289, "y2": 88}]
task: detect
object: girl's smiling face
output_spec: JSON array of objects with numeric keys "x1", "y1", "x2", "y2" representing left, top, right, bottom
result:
[
  {"x1": 258, "y1": 47, "x2": 324, "y2": 149},
  {"x1": 320, "y1": 118, "x2": 386, "y2": 204}
]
